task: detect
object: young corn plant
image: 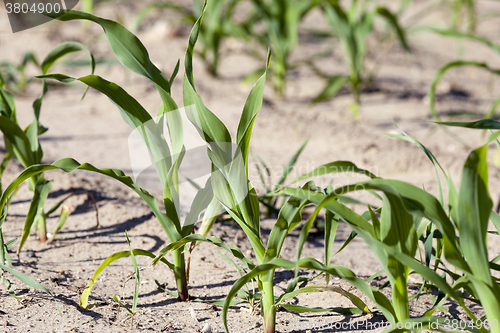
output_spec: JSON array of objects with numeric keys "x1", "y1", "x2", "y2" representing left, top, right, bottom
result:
[
  {"x1": 448, "y1": 0, "x2": 476, "y2": 32},
  {"x1": 427, "y1": 29, "x2": 500, "y2": 120},
  {"x1": 0, "y1": 52, "x2": 39, "y2": 94},
  {"x1": 0, "y1": 42, "x2": 96, "y2": 248},
  {"x1": 312, "y1": 0, "x2": 410, "y2": 117},
  {"x1": 252, "y1": 137, "x2": 309, "y2": 216},
  {"x1": 241, "y1": 0, "x2": 319, "y2": 95},
  {"x1": 40, "y1": 6, "x2": 247, "y2": 303},
  {"x1": 149, "y1": 15, "x2": 413, "y2": 333},
  {"x1": 133, "y1": 0, "x2": 246, "y2": 76}
]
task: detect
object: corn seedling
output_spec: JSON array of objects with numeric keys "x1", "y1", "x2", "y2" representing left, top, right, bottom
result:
[
  {"x1": 133, "y1": 0, "x2": 246, "y2": 76},
  {"x1": 252, "y1": 137, "x2": 309, "y2": 216},
  {"x1": 0, "y1": 42, "x2": 95, "y2": 249},
  {"x1": 311, "y1": 0, "x2": 410, "y2": 117},
  {"x1": 427, "y1": 29, "x2": 500, "y2": 121},
  {"x1": 39, "y1": 5, "x2": 251, "y2": 303},
  {"x1": 0, "y1": 52, "x2": 39, "y2": 94},
  {"x1": 448, "y1": 0, "x2": 476, "y2": 32},
  {"x1": 240, "y1": 0, "x2": 319, "y2": 96}
]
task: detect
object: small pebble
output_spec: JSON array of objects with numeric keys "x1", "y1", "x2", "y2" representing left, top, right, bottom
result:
[
  {"x1": 201, "y1": 323, "x2": 212, "y2": 333},
  {"x1": 0, "y1": 320, "x2": 8, "y2": 326}
]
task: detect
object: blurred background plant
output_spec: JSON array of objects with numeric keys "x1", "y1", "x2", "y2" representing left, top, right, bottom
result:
[
  {"x1": 133, "y1": 0, "x2": 247, "y2": 76},
  {"x1": 239, "y1": 0, "x2": 320, "y2": 96},
  {"x1": 309, "y1": 0, "x2": 411, "y2": 117},
  {"x1": 0, "y1": 52, "x2": 40, "y2": 94}
]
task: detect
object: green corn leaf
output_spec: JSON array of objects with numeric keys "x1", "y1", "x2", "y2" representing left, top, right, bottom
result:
[
  {"x1": 0, "y1": 115, "x2": 34, "y2": 168},
  {"x1": 0, "y1": 159, "x2": 180, "y2": 243},
  {"x1": 334, "y1": 230, "x2": 357, "y2": 256},
  {"x1": 437, "y1": 118, "x2": 500, "y2": 130},
  {"x1": 277, "y1": 284, "x2": 370, "y2": 314},
  {"x1": 125, "y1": 232, "x2": 139, "y2": 313},
  {"x1": 380, "y1": 192, "x2": 416, "y2": 320},
  {"x1": 454, "y1": 146, "x2": 500, "y2": 325},
  {"x1": 0, "y1": 262, "x2": 60, "y2": 314},
  {"x1": 277, "y1": 137, "x2": 310, "y2": 186},
  {"x1": 50, "y1": 10, "x2": 172, "y2": 95},
  {"x1": 183, "y1": 177, "x2": 214, "y2": 229},
  {"x1": 39, "y1": 74, "x2": 175, "y2": 196},
  {"x1": 291, "y1": 160, "x2": 378, "y2": 184},
  {"x1": 423, "y1": 27, "x2": 500, "y2": 55},
  {"x1": 280, "y1": 304, "x2": 364, "y2": 314},
  {"x1": 4, "y1": 238, "x2": 17, "y2": 248},
  {"x1": 80, "y1": 249, "x2": 173, "y2": 309},
  {"x1": 264, "y1": 182, "x2": 315, "y2": 262},
  {"x1": 368, "y1": 206, "x2": 381, "y2": 240},
  {"x1": 376, "y1": 6, "x2": 411, "y2": 52},
  {"x1": 312, "y1": 75, "x2": 348, "y2": 104},
  {"x1": 18, "y1": 177, "x2": 52, "y2": 253},
  {"x1": 236, "y1": 50, "x2": 270, "y2": 177},
  {"x1": 278, "y1": 180, "x2": 469, "y2": 281},
  {"x1": 490, "y1": 211, "x2": 500, "y2": 235},
  {"x1": 324, "y1": 209, "x2": 338, "y2": 283},
  {"x1": 152, "y1": 234, "x2": 254, "y2": 271},
  {"x1": 195, "y1": 197, "x2": 222, "y2": 243},
  {"x1": 25, "y1": 120, "x2": 43, "y2": 164},
  {"x1": 41, "y1": 41, "x2": 95, "y2": 76},
  {"x1": 183, "y1": 4, "x2": 232, "y2": 160},
  {"x1": 47, "y1": 205, "x2": 71, "y2": 244},
  {"x1": 278, "y1": 176, "x2": 498, "y2": 328},
  {"x1": 456, "y1": 146, "x2": 492, "y2": 280},
  {"x1": 40, "y1": 41, "x2": 96, "y2": 99},
  {"x1": 0, "y1": 86, "x2": 16, "y2": 119},
  {"x1": 113, "y1": 295, "x2": 134, "y2": 315},
  {"x1": 50, "y1": 10, "x2": 179, "y2": 119},
  {"x1": 429, "y1": 61, "x2": 500, "y2": 120}
]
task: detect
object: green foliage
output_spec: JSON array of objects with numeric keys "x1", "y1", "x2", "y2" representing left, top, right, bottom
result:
[
  {"x1": 242, "y1": 0, "x2": 319, "y2": 96},
  {"x1": 42, "y1": 7, "x2": 216, "y2": 302},
  {"x1": 133, "y1": 0, "x2": 246, "y2": 76},
  {"x1": 312, "y1": 0, "x2": 410, "y2": 117},
  {"x1": 276, "y1": 123, "x2": 500, "y2": 331},
  {"x1": 427, "y1": 29, "x2": 500, "y2": 120},
  {"x1": 253, "y1": 137, "x2": 309, "y2": 216},
  {"x1": 0, "y1": 52, "x2": 39, "y2": 94},
  {"x1": 449, "y1": 0, "x2": 476, "y2": 32},
  {"x1": 150, "y1": 14, "x2": 388, "y2": 331},
  {"x1": 0, "y1": 42, "x2": 95, "y2": 248}
]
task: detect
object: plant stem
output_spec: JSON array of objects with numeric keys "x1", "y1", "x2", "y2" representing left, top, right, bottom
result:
[
  {"x1": 38, "y1": 214, "x2": 47, "y2": 243},
  {"x1": 172, "y1": 247, "x2": 189, "y2": 301},
  {"x1": 392, "y1": 273, "x2": 410, "y2": 322},
  {"x1": 261, "y1": 273, "x2": 276, "y2": 333},
  {"x1": 0, "y1": 229, "x2": 5, "y2": 265}
]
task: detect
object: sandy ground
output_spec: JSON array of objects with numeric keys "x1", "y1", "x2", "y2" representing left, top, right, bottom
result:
[{"x1": 1, "y1": 0, "x2": 500, "y2": 332}]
